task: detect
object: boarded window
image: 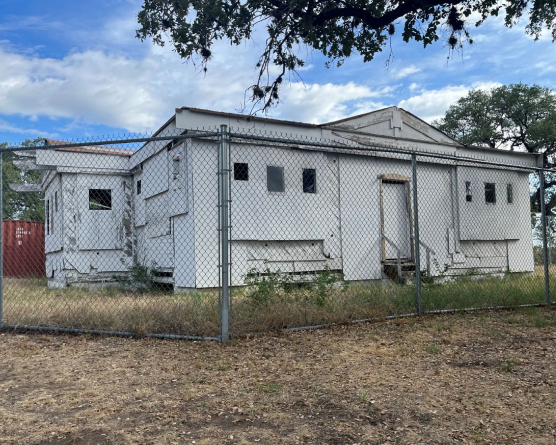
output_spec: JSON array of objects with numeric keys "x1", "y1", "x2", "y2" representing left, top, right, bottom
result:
[
  {"x1": 267, "y1": 166, "x2": 284, "y2": 192},
  {"x1": 136, "y1": 179, "x2": 142, "y2": 195},
  {"x1": 303, "y1": 169, "x2": 316, "y2": 193},
  {"x1": 234, "y1": 163, "x2": 249, "y2": 181},
  {"x1": 507, "y1": 183, "x2": 513, "y2": 204},
  {"x1": 484, "y1": 183, "x2": 496, "y2": 204},
  {"x1": 465, "y1": 181, "x2": 472, "y2": 202},
  {"x1": 89, "y1": 189, "x2": 112, "y2": 210}
]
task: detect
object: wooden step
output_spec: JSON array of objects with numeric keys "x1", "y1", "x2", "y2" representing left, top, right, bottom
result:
[{"x1": 383, "y1": 261, "x2": 416, "y2": 283}]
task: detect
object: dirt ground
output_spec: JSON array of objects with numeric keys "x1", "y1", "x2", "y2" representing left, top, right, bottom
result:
[{"x1": 1, "y1": 308, "x2": 555, "y2": 445}]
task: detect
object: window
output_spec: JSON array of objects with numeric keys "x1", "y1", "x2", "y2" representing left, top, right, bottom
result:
[
  {"x1": 484, "y1": 183, "x2": 496, "y2": 204},
  {"x1": 267, "y1": 166, "x2": 284, "y2": 192},
  {"x1": 303, "y1": 169, "x2": 316, "y2": 194},
  {"x1": 507, "y1": 183, "x2": 513, "y2": 204},
  {"x1": 55, "y1": 191, "x2": 58, "y2": 212},
  {"x1": 465, "y1": 181, "x2": 472, "y2": 202},
  {"x1": 234, "y1": 163, "x2": 249, "y2": 181},
  {"x1": 89, "y1": 189, "x2": 112, "y2": 210},
  {"x1": 172, "y1": 156, "x2": 182, "y2": 189},
  {"x1": 46, "y1": 200, "x2": 50, "y2": 235},
  {"x1": 136, "y1": 179, "x2": 142, "y2": 195}
]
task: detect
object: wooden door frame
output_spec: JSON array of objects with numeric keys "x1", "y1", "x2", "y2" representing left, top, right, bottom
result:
[{"x1": 378, "y1": 173, "x2": 414, "y2": 262}]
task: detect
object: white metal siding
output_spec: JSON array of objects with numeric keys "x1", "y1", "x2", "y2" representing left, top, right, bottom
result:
[{"x1": 143, "y1": 149, "x2": 169, "y2": 199}]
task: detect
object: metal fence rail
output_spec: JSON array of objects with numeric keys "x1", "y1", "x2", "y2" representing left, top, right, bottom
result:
[{"x1": 0, "y1": 126, "x2": 553, "y2": 341}]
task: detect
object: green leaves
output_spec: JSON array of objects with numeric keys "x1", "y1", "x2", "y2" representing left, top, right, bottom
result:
[
  {"x1": 436, "y1": 84, "x2": 556, "y2": 161},
  {"x1": 136, "y1": 0, "x2": 556, "y2": 110},
  {"x1": 1, "y1": 139, "x2": 45, "y2": 221}
]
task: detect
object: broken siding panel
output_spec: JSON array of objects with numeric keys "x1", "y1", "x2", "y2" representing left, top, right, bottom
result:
[
  {"x1": 45, "y1": 176, "x2": 62, "y2": 253},
  {"x1": 133, "y1": 171, "x2": 146, "y2": 227},
  {"x1": 45, "y1": 251, "x2": 64, "y2": 285},
  {"x1": 134, "y1": 225, "x2": 146, "y2": 264},
  {"x1": 146, "y1": 192, "x2": 171, "y2": 238},
  {"x1": 75, "y1": 174, "x2": 126, "y2": 250},
  {"x1": 173, "y1": 141, "x2": 196, "y2": 288},
  {"x1": 231, "y1": 240, "x2": 342, "y2": 284},
  {"x1": 168, "y1": 143, "x2": 189, "y2": 217},
  {"x1": 144, "y1": 235, "x2": 174, "y2": 269},
  {"x1": 144, "y1": 191, "x2": 175, "y2": 270},
  {"x1": 143, "y1": 149, "x2": 169, "y2": 198},
  {"x1": 64, "y1": 251, "x2": 131, "y2": 273},
  {"x1": 62, "y1": 174, "x2": 78, "y2": 254}
]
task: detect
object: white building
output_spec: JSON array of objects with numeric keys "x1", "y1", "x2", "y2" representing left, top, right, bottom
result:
[{"x1": 14, "y1": 107, "x2": 541, "y2": 289}]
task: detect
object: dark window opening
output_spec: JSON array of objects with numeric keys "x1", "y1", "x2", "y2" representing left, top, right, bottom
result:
[
  {"x1": 303, "y1": 168, "x2": 316, "y2": 193},
  {"x1": 234, "y1": 163, "x2": 249, "y2": 181},
  {"x1": 485, "y1": 183, "x2": 496, "y2": 204},
  {"x1": 507, "y1": 183, "x2": 513, "y2": 204},
  {"x1": 136, "y1": 179, "x2": 142, "y2": 195},
  {"x1": 465, "y1": 181, "x2": 472, "y2": 202},
  {"x1": 267, "y1": 166, "x2": 285, "y2": 192},
  {"x1": 89, "y1": 189, "x2": 112, "y2": 210}
]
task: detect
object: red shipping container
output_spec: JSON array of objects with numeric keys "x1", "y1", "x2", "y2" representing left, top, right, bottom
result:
[{"x1": 3, "y1": 220, "x2": 46, "y2": 278}]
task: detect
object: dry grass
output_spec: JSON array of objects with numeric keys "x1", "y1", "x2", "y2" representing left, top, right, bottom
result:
[
  {"x1": 2, "y1": 269, "x2": 552, "y2": 338},
  {"x1": 1, "y1": 308, "x2": 556, "y2": 444},
  {"x1": 3, "y1": 278, "x2": 220, "y2": 337}
]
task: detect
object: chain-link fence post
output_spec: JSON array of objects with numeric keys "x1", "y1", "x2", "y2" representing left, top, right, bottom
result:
[
  {"x1": 218, "y1": 125, "x2": 231, "y2": 341},
  {"x1": 0, "y1": 150, "x2": 3, "y2": 329},
  {"x1": 411, "y1": 153, "x2": 423, "y2": 315},
  {"x1": 539, "y1": 169, "x2": 551, "y2": 304}
]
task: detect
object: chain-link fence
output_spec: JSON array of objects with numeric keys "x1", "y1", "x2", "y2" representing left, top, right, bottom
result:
[{"x1": 0, "y1": 125, "x2": 553, "y2": 341}]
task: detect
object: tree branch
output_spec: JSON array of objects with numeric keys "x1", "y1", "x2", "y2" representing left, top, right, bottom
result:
[{"x1": 312, "y1": 0, "x2": 465, "y2": 28}]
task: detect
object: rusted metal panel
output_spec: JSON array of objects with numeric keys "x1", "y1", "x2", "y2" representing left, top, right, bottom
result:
[{"x1": 3, "y1": 220, "x2": 46, "y2": 277}]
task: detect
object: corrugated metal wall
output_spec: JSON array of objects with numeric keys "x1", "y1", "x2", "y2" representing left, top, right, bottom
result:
[{"x1": 3, "y1": 220, "x2": 46, "y2": 277}]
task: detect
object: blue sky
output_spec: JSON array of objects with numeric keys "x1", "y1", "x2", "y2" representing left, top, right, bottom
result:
[{"x1": 1, "y1": 0, "x2": 556, "y2": 144}]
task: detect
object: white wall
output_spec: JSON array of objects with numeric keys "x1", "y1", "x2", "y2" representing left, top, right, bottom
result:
[
  {"x1": 56, "y1": 173, "x2": 133, "y2": 279},
  {"x1": 227, "y1": 143, "x2": 342, "y2": 285},
  {"x1": 458, "y1": 167, "x2": 527, "y2": 241},
  {"x1": 132, "y1": 140, "x2": 194, "y2": 283},
  {"x1": 44, "y1": 175, "x2": 62, "y2": 254},
  {"x1": 75, "y1": 175, "x2": 128, "y2": 251},
  {"x1": 173, "y1": 140, "x2": 196, "y2": 288},
  {"x1": 339, "y1": 156, "x2": 411, "y2": 280},
  {"x1": 191, "y1": 139, "x2": 220, "y2": 288}
]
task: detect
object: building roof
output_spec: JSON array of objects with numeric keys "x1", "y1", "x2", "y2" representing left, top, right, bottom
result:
[
  {"x1": 44, "y1": 139, "x2": 134, "y2": 157},
  {"x1": 177, "y1": 107, "x2": 320, "y2": 128}
]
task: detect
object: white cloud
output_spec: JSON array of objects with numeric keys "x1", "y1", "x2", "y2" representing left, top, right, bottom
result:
[
  {"x1": 0, "y1": 38, "x2": 396, "y2": 132},
  {"x1": 394, "y1": 64, "x2": 421, "y2": 79},
  {"x1": 274, "y1": 82, "x2": 393, "y2": 124},
  {"x1": 0, "y1": 118, "x2": 53, "y2": 137},
  {"x1": 397, "y1": 81, "x2": 501, "y2": 122}
]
